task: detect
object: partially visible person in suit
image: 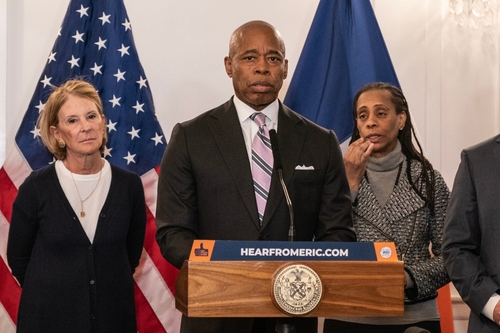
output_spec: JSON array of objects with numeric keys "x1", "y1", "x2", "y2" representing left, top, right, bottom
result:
[
  {"x1": 155, "y1": 20, "x2": 355, "y2": 333},
  {"x1": 442, "y1": 135, "x2": 500, "y2": 332},
  {"x1": 324, "y1": 82, "x2": 450, "y2": 333},
  {"x1": 7, "y1": 79, "x2": 146, "y2": 333}
]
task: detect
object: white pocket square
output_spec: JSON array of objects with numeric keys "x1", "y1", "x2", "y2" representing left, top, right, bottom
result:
[{"x1": 295, "y1": 165, "x2": 315, "y2": 170}]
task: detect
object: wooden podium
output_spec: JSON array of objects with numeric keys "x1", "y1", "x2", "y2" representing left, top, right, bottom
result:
[{"x1": 176, "y1": 240, "x2": 404, "y2": 318}]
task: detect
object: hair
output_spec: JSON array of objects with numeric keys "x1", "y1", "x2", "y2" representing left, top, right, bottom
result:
[
  {"x1": 37, "y1": 79, "x2": 107, "y2": 160},
  {"x1": 350, "y1": 82, "x2": 436, "y2": 215},
  {"x1": 228, "y1": 20, "x2": 286, "y2": 58}
]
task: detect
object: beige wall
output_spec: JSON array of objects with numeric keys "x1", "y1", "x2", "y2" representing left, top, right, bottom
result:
[{"x1": 4, "y1": 0, "x2": 499, "y2": 331}]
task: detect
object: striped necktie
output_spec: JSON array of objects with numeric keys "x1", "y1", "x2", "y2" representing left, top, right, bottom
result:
[{"x1": 251, "y1": 112, "x2": 273, "y2": 225}]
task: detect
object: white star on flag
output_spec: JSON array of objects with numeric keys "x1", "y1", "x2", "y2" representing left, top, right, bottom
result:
[
  {"x1": 103, "y1": 146, "x2": 113, "y2": 158},
  {"x1": 132, "y1": 101, "x2": 145, "y2": 114},
  {"x1": 98, "y1": 12, "x2": 111, "y2": 25},
  {"x1": 107, "y1": 119, "x2": 117, "y2": 132},
  {"x1": 30, "y1": 126, "x2": 41, "y2": 139},
  {"x1": 76, "y1": 5, "x2": 89, "y2": 18},
  {"x1": 122, "y1": 18, "x2": 132, "y2": 31},
  {"x1": 151, "y1": 133, "x2": 164, "y2": 146},
  {"x1": 72, "y1": 30, "x2": 84, "y2": 43},
  {"x1": 113, "y1": 69, "x2": 126, "y2": 82},
  {"x1": 90, "y1": 63, "x2": 103, "y2": 76},
  {"x1": 128, "y1": 126, "x2": 141, "y2": 140},
  {"x1": 123, "y1": 151, "x2": 136, "y2": 164},
  {"x1": 109, "y1": 95, "x2": 121, "y2": 107},
  {"x1": 137, "y1": 76, "x2": 148, "y2": 89},
  {"x1": 35, "y1": 101, "x2": 45, "y2": 113},
  {"x1": 48, "y1": 52, "x2": 57, "y2": 63},
  {"x1": 68, "y1": 55, "x2": 80, "y2": 68},
  {"x1": 118, "y1": 44, "x2": 130, "y2": 57},
  {"x1": 40, "y1": 75, "x2": 52, "y2": 87},
  {"x1": 95, "y1": 37, "x2": 107, "y2": 50}
]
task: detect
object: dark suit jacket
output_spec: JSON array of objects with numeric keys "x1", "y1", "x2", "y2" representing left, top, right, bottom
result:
[
  {"x1": 156, "y1": 98, "x2": 355, "y2": 333},
  {"x1": 443, "y1": 134, "x2": 500, "y2": 332},
  {"x1": 7, "y1": 163, "x2": 146, "y2": 333}
]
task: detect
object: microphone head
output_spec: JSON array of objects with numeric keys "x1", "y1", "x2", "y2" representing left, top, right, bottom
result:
[{"x1": 269, "y1": 129, "x2": 278, "y2": 143}]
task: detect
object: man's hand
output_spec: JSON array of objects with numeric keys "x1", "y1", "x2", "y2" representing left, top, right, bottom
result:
[{"x1": 494, "y1": 300, "x2": 500, "y2": 325}]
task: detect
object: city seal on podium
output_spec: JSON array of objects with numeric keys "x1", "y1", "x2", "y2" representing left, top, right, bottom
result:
[{"x1": 272, "y1": 264, "x2": 323, "y2": 315}]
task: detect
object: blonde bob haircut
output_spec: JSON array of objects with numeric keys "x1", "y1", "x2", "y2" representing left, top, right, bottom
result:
[{"x1": 37, "y1": 79, "x2": 107, "y2": 160}]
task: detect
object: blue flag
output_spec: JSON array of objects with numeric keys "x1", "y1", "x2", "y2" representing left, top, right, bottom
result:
[{"x1": 284, "y1": 0, "x2": 400, "y2": 144}]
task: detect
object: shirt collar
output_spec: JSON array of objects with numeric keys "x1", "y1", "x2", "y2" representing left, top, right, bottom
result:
[{"x1": 233, "y1": 95, "x2": 279, "y2": 126}]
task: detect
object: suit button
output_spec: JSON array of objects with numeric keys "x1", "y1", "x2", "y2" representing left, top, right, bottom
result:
[
  {"x1": 90, "y1": 280, "x2": 95, "y2": 285},
  {"x1": 259, "y1": 234, "x2": 266, "y2": 240}
]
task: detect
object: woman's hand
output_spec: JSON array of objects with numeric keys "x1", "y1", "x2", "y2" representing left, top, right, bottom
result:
[{"x1": 343, "y1": 137, "x2": 374, "y2": 191}]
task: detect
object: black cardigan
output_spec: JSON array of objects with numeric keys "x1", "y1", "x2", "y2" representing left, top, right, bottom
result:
[{"x1": 7, "y1": 163, "x2": 146, "y2": 333}]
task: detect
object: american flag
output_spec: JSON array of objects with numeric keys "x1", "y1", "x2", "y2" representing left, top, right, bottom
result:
[{"x1": 0, "y1": 0, "x2": 181, "y2": 332}]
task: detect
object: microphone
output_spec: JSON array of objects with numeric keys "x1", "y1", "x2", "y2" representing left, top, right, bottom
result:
[
  {"x1": 275, "y1": 318, "x2": 296, "y2": 333},
  {"x1": 268, "y1": 129, "x2": 295, "y2": 242}
]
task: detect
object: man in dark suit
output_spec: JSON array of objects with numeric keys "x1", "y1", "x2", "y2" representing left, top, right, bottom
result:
[
  {"x1": 443, "y1": 135, "x2": 500, "y2": 332},
  {"x1": 156, "y1": 20, "x2": 355, "y2": 333}
]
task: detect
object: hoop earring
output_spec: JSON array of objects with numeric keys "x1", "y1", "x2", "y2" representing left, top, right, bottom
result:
[{"x1": 58, "y1": 140, "x2": 66, "y2": 149}]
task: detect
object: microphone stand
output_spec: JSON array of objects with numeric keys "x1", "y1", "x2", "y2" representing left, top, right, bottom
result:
[
  {"x1": 277, "y1": 167, "x2": 295, "y2": 242},
  {"x1": 269, "y1": 129, "x2": 295, "y2": 241},
  {"x1": 269, "y1": 129, "x2": 297, "y2": 333},
  {"x1": 275, "y1": 318, "x2": 296, "y2": 333}
]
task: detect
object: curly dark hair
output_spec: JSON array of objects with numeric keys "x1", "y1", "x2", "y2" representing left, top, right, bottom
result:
[{"x1": 350, "y1": 82, "x2": 436, "y2": 215}]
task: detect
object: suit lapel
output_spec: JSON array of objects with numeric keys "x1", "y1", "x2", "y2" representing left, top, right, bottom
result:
[
  {"x1": 356, "y1": 160, "x2": 426, "y2": 238},
  {"x1": 383, "y1": 169, "x2": 425, "y2": 223},
  {"x1": 262, "y1": 104, "x2": 306, "y2": 228},
  {"x1": 355, "y1": 179, "x2": 388, "y2": 233},
  {"x1": 494, "y1": 137, "x2": 500, "y2": 181},
  {"x1": 207, "y1": 100, "x2": 260, "y2": 228}
]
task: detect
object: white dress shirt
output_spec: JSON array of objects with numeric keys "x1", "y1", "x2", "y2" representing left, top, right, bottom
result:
[{"x1": 233, "y1": 95, "x2": 279, "y2": 167}]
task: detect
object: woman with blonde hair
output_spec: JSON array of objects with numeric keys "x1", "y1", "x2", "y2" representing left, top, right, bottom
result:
[{"x1": 7, "y1": 79, "x2": 146, "y2": 333}]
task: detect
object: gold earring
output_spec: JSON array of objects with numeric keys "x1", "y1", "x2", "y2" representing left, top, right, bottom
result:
[{"x1": 58, "y1": 140, "x2": 66, "y2": 148}]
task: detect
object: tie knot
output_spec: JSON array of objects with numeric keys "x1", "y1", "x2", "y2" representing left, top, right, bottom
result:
[{"x1": 251, "y1": 112, "x2": 266, "y2": 128}]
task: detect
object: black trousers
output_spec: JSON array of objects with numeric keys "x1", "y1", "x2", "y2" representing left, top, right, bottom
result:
[
  {"x1": 251, "y1": 317, "x2": 317, "y2": 333},
  {"x1": 323, "y1": 319, "x2": 441, "y2": 333},
  {"x1": 180, "y1": 317, "x2": 317, "y2": 333}
]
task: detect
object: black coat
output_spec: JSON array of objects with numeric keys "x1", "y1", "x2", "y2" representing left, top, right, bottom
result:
[
  {"x1": 443, "y1": 134, "x2": 500, "y2": 332},
  {"x1": 156, "y1": 99, "x2": 355, "y2": 333},
  {"x1": 7, "y1": 163, "x2": 146, "y2": 333}
]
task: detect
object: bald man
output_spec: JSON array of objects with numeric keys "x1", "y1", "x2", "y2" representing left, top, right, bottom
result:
[{"x1": 156, "y1": 20, "x2": 355, "y2": 333}]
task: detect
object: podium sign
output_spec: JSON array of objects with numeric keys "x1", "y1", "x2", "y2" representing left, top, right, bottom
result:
[{"x1": 176, "y1": 241, "x2": 404, "y2": 318}]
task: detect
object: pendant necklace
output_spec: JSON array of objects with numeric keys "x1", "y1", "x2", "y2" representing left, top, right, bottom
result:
[{"x1": 70, "y1": 160, "x2": 104, "y2": 218}]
